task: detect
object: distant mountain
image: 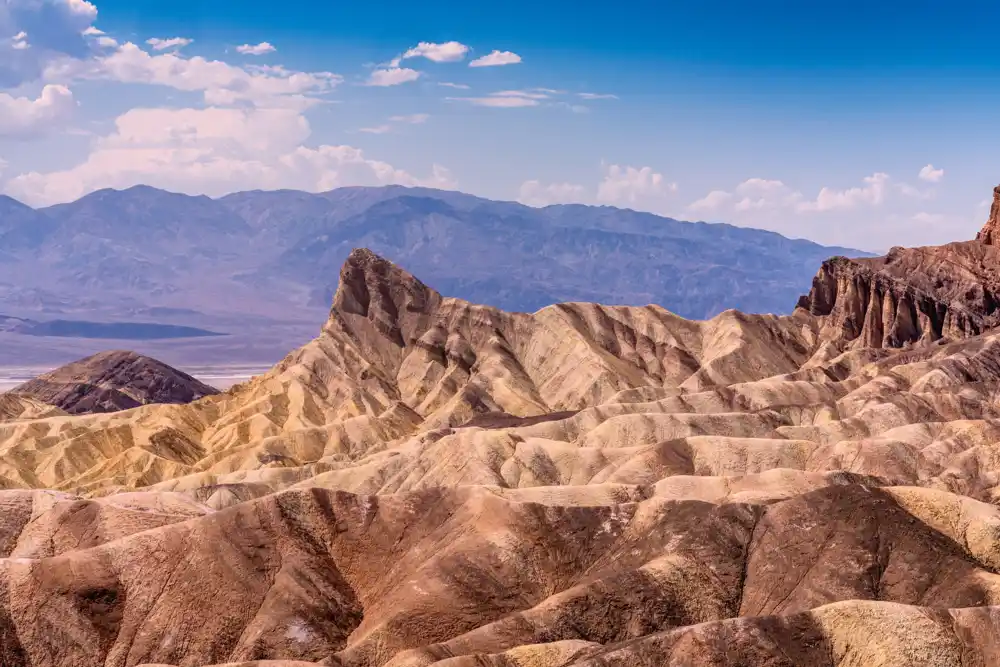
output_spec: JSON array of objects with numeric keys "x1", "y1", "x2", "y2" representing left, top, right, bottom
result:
[
  {"x1": 238, "y1": 189, "x2": 868, "y2": 317},
  {"x1": 10, "y1": 349, "x2": 219, "y2": 414},
  {"x1": 0, "y1": 314, "x2": 223, "y2": 339},
  {"x1": 0, "y1": 184, "x2": 870, "y2": 364}
]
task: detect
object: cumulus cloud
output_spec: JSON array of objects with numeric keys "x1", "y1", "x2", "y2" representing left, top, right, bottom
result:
[
  {"x1": 797, "y1": 172, "x2": 889, "y2": 212},
  {"x1": 681, "y1": 172, "x2": 972, "y2": 249},
  {"x1": 438, "y1": 81, "x2": 469, "y2": 90},
  {"x1": 578, "y1": 92, "x2": 617, "y2": 100},
  {"x1": 236, "y1": 41, "x2": 276, "y2": 56},
  {"x1": 0, "y1": 84, "x2": 75, "y2": 137},
  {"x1": 469, "y1": 50, "x2": 522, "y2": 67},
  {"x1": 366, "y1": 67, "x2": 421, "y2": 87},
  {"x1": 91, "y1": 42, "x2": 341, "y2": 108},
  {"x1": 597, "y1": 164, "x2": 676, "y2": 204},
  {"x1": 688, "y1": 190, "x2": 734, "y2": 212},
  {"x1": 4, "y1": 105, "x2": 455, "y2": 205},
  {"x1": 919, "y1": 163, "x2": 944, "y2": 183},
  {"x1": 391, "y1": 41, "x2": 469, "y2": 66},
  {"x1": 518, "y1": 180, "x2": 587, "y2": 207},
  {"x1": 690, "y1": 174, "x2": 893, "y2": 217},
  {"x1": 146, "y1": 37, "x2": 191, "y2": 51},
  {"x1": 0, "y1": 0, "x2": 99, "y2": 86},
  {"x1": 518, "y1": 163, "x2": 676, "y2": 210}
]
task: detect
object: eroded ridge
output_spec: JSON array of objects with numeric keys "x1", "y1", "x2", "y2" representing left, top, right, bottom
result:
[{"x1": 6, "y1": 237, "x2": 1000, "y2": 665}]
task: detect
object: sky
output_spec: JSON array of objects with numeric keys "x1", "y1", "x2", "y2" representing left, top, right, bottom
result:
[{"x1": 4, "y1": 0, "x2": 1000, "y2": 251}]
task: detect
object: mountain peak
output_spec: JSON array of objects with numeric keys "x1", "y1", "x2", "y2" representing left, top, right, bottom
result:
[
  {"x1": 328, "y1": 248, "x2": 443, "y2": 351},
  {"x1": 976, "y1": 184, "x2": 1000, "y2": 245},
  {"x1": 0, "y1": 193, "x2": 33, "y2": 212}
]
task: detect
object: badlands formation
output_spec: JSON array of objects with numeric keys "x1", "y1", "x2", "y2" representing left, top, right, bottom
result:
[{"x1": 10, "y1": 196, "x2": 1000, "y2": 666}]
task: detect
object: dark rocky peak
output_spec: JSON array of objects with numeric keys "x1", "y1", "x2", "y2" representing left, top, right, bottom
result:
[{"x1": 11, "y1": 350, "x2": 219, "y2": 414}]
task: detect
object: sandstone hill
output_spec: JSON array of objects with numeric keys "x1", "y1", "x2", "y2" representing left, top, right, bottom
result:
[
  {"x1": 3, "y1": 205, "x2": 1000, "y2": 665},
  {"x1": 9, "y1": 350, "x2": 219, "y2": 414}
]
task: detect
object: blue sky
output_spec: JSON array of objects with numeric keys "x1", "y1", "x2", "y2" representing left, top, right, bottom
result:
[{"x1": 4, "y1": 0, "x2": 1000, "y2": 250}]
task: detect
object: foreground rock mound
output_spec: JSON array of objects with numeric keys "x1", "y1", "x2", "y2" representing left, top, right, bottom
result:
[
  {"x1": 9, "y1": 232, "x2": 1000, "y2": 664},
  {"x1": 10, "y1": 349, "x2": 219, "y2": 414}
]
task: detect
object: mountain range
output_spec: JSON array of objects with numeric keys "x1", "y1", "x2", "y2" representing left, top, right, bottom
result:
[{"x1": 0, "y1": 184, "x2": 866, "y2": 366}]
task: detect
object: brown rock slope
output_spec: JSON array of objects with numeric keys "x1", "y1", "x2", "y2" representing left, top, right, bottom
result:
[
  {"x1": 11, "y1": 214, "x2": 1000, "y2": 665},
  {"x1": 797, "y1": 188, "x2": 1000, "y2": 350},
  {"x1": 9, "y1": 349, "x2": 219, "y2": 414}
]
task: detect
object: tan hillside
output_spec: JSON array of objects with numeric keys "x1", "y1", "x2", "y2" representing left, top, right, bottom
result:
[{"x1": 8, "y1": 203, "x2": 1000, "y2": 665}]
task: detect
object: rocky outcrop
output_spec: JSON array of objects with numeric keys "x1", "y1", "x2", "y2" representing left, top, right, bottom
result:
[
  {"x1": 11, "y1": 350, "x2": 219, "y2": 414},
  {"x1": 796, "y1": 183, "x2": 1000, "y2": 350},
  {"x1": 977, "y1": 184, "x2": 1000, "y2": 245},
  {"x1": 798, "y1": 245, "x2": 1000, "y2": 350}
]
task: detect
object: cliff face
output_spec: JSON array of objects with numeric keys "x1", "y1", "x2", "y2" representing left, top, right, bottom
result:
[
  {"x1": 796, "y1": 247, "x2": 1000, "y2": 348},
  {"x1": 976, "y1": 185, "x2": 1000, "y2": 245},
  {"x1": 797, "y1": 188, "x2": 1000, "y2": 349}
]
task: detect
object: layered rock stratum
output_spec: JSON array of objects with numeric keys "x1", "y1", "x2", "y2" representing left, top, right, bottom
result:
[
  {"x1": 7, "y1": 211, "x2": 1000, "y2": 665},
  {"x1": 9, "y1": 350, "x2": 219, "y2": 414}
]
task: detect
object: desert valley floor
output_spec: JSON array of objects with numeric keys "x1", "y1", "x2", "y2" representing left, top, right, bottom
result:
[{"x1": 10, "y1": 212, "x2": 1000, "y2": 666}]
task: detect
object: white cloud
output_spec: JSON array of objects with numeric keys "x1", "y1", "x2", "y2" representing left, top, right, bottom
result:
[
  {"x1": 0, "y1": 0, "x2": 99, "y2": 86},
  {"x1": 690, "y1": 174, "x2": 892, "y2": 218},
  {"x1": 797, "y1": 172, "x2": 889, "y2": 212},
  {"x1": 918, "y1": 163, "x2": 944, "y2": 183},
  {"x1": 146, "y1": 37, "x2": 192, "y2": 51},
  {"x1": 448, "y1": 89, "x2": 550, "y2": 108},
  {"x1": 897, "y1": 182, "x2": 934, "y2": 200},
  {"x1": 517, "y1": 163, "x2": 676, "y2": 210},
  {"x1": 82, "y1": 26, "x2": 103, "y2": 35},
  {"x1": 449, "y1": 95, "x2": 538, "y2": 108},
  {"x1": 578, "y1": 92, "x2": 617, "y2": 100},
  {"x1": 469, "y1": 50, "x2": 522, "y2": 67},
  {"x1": 4, "y1": 105, "x2": 455, "y2": 205},
  {"x1": 91, "y1": 42, "x2": 341, "y2": 108},
  {"x1": 389, "y1": 113, "x2": 429, "y2": 124},
  {"x1": 438, "y1": 81, "x2": 469, "y2": 90},
  {"x1": 94, "y1": 35, "x2": 116, "y2": 48},
  {"x1": 358, "y1": 113, "x2": 429, "y2": 134},
  {"x1": 680, "y1": 172, "x2": 973, "y2": 249},
  {"x1": 366, "y1": 67, "x2": 421, "y2": 87},
  {"x1": 236, "y1": 41, "x2": 276, "y2": 56},
  {"x1": 688, "y1": 190, "x2": 733, "y2": 212},
  {"x1": 0, "y1": 84, "x2": 75, "y2": 138},
  {"x1": 392, "y1": 41, "x2": 469, "y2": 66},
  {"x1": 597, "y1": 164, "x2": 676, "y2": 204},
  {"x1": 518, "y1": 180, "x2": 587, "y2": 207}
]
